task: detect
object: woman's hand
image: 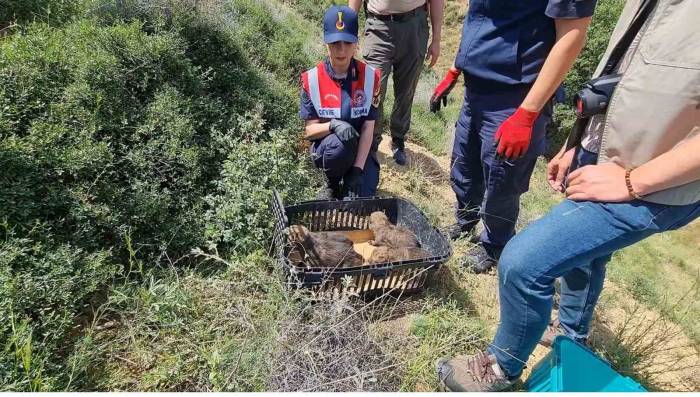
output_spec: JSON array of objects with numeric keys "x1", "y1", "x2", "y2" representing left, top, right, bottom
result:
[
  {"x1": 565, "y1": 162, "x2": 631, "y2": 202},
  {"x1": 547, "y1": 147, "x2": 575, "y2": 192}
]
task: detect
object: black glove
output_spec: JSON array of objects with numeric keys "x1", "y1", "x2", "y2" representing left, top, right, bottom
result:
[
  {"x1": 429, "y1": 67, "x2": 461, "y2": 113},
  {"x1": 329, "y1": 119, "x2": 359, "y2": 146},
  {"x1": 343, "y1": 166, "x2": 363, "y2": 198},
  {"x1": 430, "y1": 96, "x2": 449, "y2": 113}
]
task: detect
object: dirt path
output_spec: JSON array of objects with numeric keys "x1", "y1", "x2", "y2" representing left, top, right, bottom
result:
[{"x1": 374, "y1": 136, "x2": 700, "y2": 391}]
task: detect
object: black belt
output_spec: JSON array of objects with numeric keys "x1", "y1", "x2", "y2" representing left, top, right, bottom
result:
[{"x1": 366, "y1": 4, "x2": 426, "y2": 22}]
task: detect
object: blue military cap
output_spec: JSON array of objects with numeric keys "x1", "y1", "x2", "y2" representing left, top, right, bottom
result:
[{"x1": 322, "y1": 5, "x2": 358, "y2": 44}]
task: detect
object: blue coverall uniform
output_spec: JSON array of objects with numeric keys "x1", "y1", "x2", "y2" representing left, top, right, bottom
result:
[
  {"x1": 451, "y1": 0, "x2": 596, "y2": 252},
  {"x1": 300, "y1": 58, "x2": 381, "y2": 198}
]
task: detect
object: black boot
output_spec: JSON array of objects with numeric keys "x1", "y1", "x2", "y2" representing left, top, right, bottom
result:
[
  {"x1": 444, "y1": 223, "x2": 479, "y2": 241},
  {"x1": 460, "y1": 243, "x2": 501, "y2": 274},
  {"x1": 391, "y1": 139, "x2": 407, "y2": 166}
]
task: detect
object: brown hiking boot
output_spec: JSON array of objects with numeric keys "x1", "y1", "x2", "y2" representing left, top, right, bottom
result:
[
  {"x1": 539, "y1": 319, "x2": 589, "y2": 348},
  {"x1": 436, "y1": 351, "x2": 514, "y2": 392},
  {"x1": 539, "y1": 319, "x2": 565, "y2": 348}
]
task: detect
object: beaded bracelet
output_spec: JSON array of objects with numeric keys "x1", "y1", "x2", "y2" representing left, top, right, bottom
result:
[{"x1": 625, "y1": 168, "x2": 642, "y2": 200}]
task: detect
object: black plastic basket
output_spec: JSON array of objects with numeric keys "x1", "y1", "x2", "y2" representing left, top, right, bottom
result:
[{"x1": 271, "y1": 190, "x2": 452, "y2": 295}]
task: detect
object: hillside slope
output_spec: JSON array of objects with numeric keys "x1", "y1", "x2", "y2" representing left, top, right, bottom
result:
[{"x1": 1, "y1": 0, "x2": 697, "y2": 391}]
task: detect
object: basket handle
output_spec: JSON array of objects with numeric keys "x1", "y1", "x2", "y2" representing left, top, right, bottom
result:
[
  {"x1": 272, "y1": 189, "x2": 289, "y2": 225},
  {"x1": 303, "y1": 197, "x2": 339, "y2": 204},
  {"x1": 302, "y1": 195, "x2": 384, "y2": 204},
  {"x1": 352, "y1": 195, "x2": 384, "y2": 201}
]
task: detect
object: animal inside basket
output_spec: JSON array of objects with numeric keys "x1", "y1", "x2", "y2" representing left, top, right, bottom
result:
[
  {"x1": 287, "y1": 225, "x2": 377, "y2": 268},
  {"x1": 289, "y1": 225, "x2": 430, "y2": 268},
  {"x1": 271, "y1": 191, "x2": 452, "y2": 294},
  {"x1": 287, "y1": 212, "x2": 431, "y2": 269}
]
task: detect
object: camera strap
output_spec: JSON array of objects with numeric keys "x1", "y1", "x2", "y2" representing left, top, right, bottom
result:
[
  {"x1": 564, "y1": 0, "x2": 658, "y2": 152},
  {"x1": 602, "y1": 0, "x2": 658, "y2": 75}
]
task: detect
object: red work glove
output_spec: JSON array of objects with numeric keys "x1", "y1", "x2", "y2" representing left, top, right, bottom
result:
[
  {"x1": 430, "y1": 67, "x2": 461, "y2": 113},
  {"x1": 495, "y1": 107, "x2": 539, "y2": 160}
]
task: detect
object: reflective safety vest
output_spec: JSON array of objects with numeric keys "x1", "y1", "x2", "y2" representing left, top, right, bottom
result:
[{"x1": 301, "y1": 60, "x2": 380, "y2": 120}]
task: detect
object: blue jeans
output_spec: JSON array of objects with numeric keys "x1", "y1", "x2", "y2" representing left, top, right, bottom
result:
[
  {"x1": 488, "y1": 148, "x2": 700, "y2": 378},
  {"x1": 450, "y1": 85, "x2": 551, "y2": 250}
]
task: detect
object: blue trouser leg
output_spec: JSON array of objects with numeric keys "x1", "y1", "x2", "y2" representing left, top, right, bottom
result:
[
  {"x1": 311, "y1": 133, "x2": 354, "y2": 188},
  {"x1": 557, "y1": 147, "x2": 609, "y2": 342},
  {"x1": 357, "y1": 151, "x2": 380, "y2": 197},
  {"x1": 450, "y1": 96, "x2": 484, "y2": 230},
  {"x1": 311, "y1": 133, "x2": 380, "y2": 198},
  {"x1": 488, "y1": 197, "x2": 700, "y2": 379},
  {"x1": 557, "y1": 254, "x2": 609, "y2": 342},
  {"x1": 450, "y1": 86, "x2": 550, "y2": 249}
]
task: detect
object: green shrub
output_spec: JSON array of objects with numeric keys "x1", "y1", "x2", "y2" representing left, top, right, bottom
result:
[
  {"x1": 204, "y1": 127, "x2": 322, "y2": 253},
  {"x1": 0, "y1": 9, "x2": 315, "y2": 258},
  {"x1": 1, "y1": 21, "x2": 211, "y2": 257},
  {"x1": 0, "y1": 0, "x2": 81, "y2": 27},
  {"x1": 0, "y1": 227, "x2": 118, "y2": 391},
  {"x1": 283, "y1": 0, "x2": 340, "y2": 25},
  {"x1": 226, "y1": 0, "x2": 317, "y2": 82},
  {"x1": 1, "y1": 0, "x2": 323, "y2": 389},
  {"x1": 564, "y1": 0, "x2": 625, "y2": 96}
]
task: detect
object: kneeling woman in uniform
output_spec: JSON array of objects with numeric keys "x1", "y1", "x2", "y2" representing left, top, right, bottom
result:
[{"x1": 300, "y1": 5, "x2": 381, "y2": 199}]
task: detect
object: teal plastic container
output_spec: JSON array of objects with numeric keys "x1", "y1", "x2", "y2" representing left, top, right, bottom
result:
[{"x1": 525, "y1": 336, "x2": 647, "y2": 392}]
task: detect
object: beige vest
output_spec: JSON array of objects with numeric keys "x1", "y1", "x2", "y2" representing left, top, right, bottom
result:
[{"x1": 595, "y1": 0, "x2": 700, "y2": 205}]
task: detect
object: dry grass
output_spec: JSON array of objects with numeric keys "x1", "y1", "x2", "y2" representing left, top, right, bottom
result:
[
  {"x1": 268, "y1": 295, "x2": 402, "y2": 392},
  {"x1": 592, "y1": 286, "x2": 700, "y2": 391}
]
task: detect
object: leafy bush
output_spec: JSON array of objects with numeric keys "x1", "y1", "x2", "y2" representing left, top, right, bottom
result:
[
  {"x1": 1, "y1": 21, "x2": 213, "y2": 258},
  {"x1": 282, "y1": 0, "x2": 339, "y2": 25},
  {"x1": 0, "y1": 0, "x2": 82, "y2": 27},
  {"x1": 226, "y1": 0, "x2": 319, "y2": 83},
  {"x1": 0, "y1": 226, "x2": 118, "y2": 390},
  {"x1": 204, "y1": 126, "x2": 321, "y2": 252},
  {"x1": 1, "y1": 0, "x2": 323, "y2": 389},
  {"x1": 564, "y1": 0, "x2": 625, "y2": 96}
]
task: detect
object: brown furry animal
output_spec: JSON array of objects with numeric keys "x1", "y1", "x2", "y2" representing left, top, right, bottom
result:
[
  {"x1": 288, "y1": 225, "x2": 363, "y2": 268},
  {"x1": 368, "y1": 211, "x2": 420, "y2": 248},
  {"x1": 369, "y1": 246, "x2": 429, "y2": 264}
]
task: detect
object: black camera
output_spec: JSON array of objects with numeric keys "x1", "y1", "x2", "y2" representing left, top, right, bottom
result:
[
  {"x1": 564, "y1": 73, "x2": 622, "y2": 151},
  {"x1": 572, "y1": 73, "x2": 621, "y2": 118}
]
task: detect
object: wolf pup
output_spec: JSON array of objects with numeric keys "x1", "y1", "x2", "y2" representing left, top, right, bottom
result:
[
  {"x1": 368, "y1": 211, "x2": 420, "y2": 248},
  {"x1": 288, "y1": 225, "x2": 363, "y2": 268},
  {"x1": 369, "y1": 246, "x2": 429, "y2": 264}
]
